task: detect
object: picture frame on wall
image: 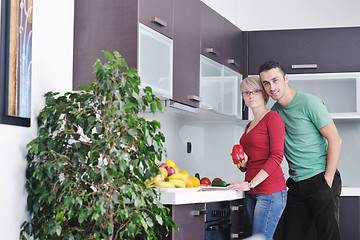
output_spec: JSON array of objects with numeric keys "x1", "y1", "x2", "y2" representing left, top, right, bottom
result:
[{"x1": 0, "y1": 0, "x2": 33, "y2": 127}]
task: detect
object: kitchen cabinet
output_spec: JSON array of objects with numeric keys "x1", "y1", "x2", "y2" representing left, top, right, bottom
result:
[
  {"x1": 248, "y1": 27, "x2": 360, "y2": 75},
  {"x1": 230, "y1": 199, "x2": 250, "y2": 239},
  {"x1": 339, "y1": 196, "x2": 360, "y2": 240},
  {"x1": 200, "y1": 3, "x2": 246, "y2": 76},
  {"x1": 73, "y1": 0, "x2": 173, "y2": 99},
  {"x1": 223, "y1": 20, "x2": 247, "y2": 75},
  {"x1": 200, "y1": 2, "x2": 224, "y2": 64},
  {"x1": 73, "y1": 0, "x2": 138, "y2": 89},
  {"x1": 138, "y1": 24, "x2": 173, "y2": 99},
  {"x1": 162, "y1": 203, "x2": 206, "y2": 240},
  {"x1": 138, "y1": 0, "x2": 174, "y2": 38},
  {"x1": 172, "y1": 0, "x2": 201, "y2": 108},
  {"x1": 200, "y1": 55, "x2": 243, "y2": 118},
  {"x1": 288, "y1": 72, "x2": 360, "y2": 119}
]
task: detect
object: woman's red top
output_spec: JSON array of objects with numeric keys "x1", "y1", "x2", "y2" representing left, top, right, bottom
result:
[{"x1": 240, "y1": 111, "x2": 287, "y2": 194}]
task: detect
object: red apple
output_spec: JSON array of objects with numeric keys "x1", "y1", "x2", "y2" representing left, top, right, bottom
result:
[
  {"x1": 159, "y1": 163, "x2": 167, "y2": 168},
  {"x1": 165, "y1": 166, "x2": 175, "y2": 176}
]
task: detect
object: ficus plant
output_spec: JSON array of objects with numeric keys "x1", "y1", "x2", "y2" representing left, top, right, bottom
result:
[{"x1": 20, "y1": 51, "x2": 176, "y2": 239}]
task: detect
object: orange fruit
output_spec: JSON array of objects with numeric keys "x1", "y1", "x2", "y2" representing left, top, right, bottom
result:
[
  {"x1": 185, "y1": 178, "x2": 195, "y2": 188},
  {"x1": 190, "y1": 177, "x2": 200, "y2": 188},
  {"x1": 173, "y1": 166, "x2": 180, "y2": 174},
  {"x1": 179, "y1": 170, "x2": 190, "y2": 179}
]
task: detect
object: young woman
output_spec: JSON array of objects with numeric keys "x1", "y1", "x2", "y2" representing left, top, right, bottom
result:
[{"x1": 227, "y1": 76, "x2": 287, "y2": 240}]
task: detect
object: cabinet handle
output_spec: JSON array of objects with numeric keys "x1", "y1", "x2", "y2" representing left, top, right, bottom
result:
[
  {"x1": 230, "y1": 205, "x2": 244, "y2": 211},
  {"x1": 291, "y1": 64, "x2": 317, "y2": 69},
  {"x1": 188, "y1": 95, "x2": 202, "y2": 102},
  {"x1": 231, "y1": 233, "x2": 244, "y2": 239},
  {"x1": 227, "y1": 59, "x2": 240, "y2": 66},
  {"x1": 150, "y1": 16, "x2": 167, "y2": 27},
  {"x1": 192, "y1": 209, "x2": 206, "y2": 216},
  {"x1": 206, "y1": 47, "x2": 221, "y2": 56}
]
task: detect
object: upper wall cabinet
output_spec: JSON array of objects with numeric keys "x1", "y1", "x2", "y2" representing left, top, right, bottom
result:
[
  {"x1": 73, "y1": 0, "x2": 138, "y2": 89},
  {"x1": 139, "y1": 0, "x2": 174, "y2": 38},
  {"x1": 172, "y1": 0, "x2": 201, "y2": 108},
  {"x1": 248, "y1": 27, "x2": 360, "y2": 75},
  {"x1": 200, "y1": 3, "x2": 247, "y2": 76},
  {"x1": 223, "y1": 20, "x2": 247, "y2": 75},
  {"x1": 200, "y1": 2, "x2": 224, "y2": 64},
  {"x1": 73, "y1": 0, "x2": 174, "y2": 98}
]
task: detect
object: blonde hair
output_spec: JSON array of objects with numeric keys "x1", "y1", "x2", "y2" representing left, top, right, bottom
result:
[{"x1": 240, "y1": 76, "x2": 269, "y2": 104}]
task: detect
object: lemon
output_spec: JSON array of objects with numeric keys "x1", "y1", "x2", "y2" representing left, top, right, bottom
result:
[{"x1": 166, "y1": 160, "x2": 175, "y2": 168}]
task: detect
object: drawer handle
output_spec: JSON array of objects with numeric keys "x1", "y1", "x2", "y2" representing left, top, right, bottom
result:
[
  {"x1": 192, "y1": 210, "x2": 206, "y2": 216},
  {"x1": 150, "y1": 16, "x2": 167, "y2": 27},
  {"x1": 230, "y1": 205, "x2": 244, "y2": 211},
  {"x1": 206, "y1": 47, "x2": 221, "y2": 56},
  {"x1": 228, "y1": 59, "x2": 240, "y2": 66},
  {"x1": 231, "y1": 232, "x2": 244, "y2": 239},
  {"x1": 188, "y1": 95, "x2": 202, "y2": 102},
  {"x1": 291, "y1": 64, "x2": 317, "y2": 69}
]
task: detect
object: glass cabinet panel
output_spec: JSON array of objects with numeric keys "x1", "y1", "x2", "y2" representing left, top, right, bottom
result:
[
  {"x1": 200, "y1": 55, "x2": 242, "y2": 117},
  {"x1": 288, "y1": 73, "x2": 360, "y2": 119},
  {"x1": 138, "y1": 24, "x2": 173, "y2": 99}
]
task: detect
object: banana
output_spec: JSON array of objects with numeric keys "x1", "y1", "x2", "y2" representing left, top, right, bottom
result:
[
  {"x1": 145, "y1": 179, "x2": 155, "y2": 188},
  {"x1": 153, "y1": 173, "x2": 165, "y2": 184},
  {"x1": 168, "y1": 173, "x2": 188, "y2": 183},
  {"x1": 155, "y1": 181, "x2": 175, "y2": 188},
  {"x1": 159, "y1": 167, "x2": 168, "y2": 178},
  {"x1": 168, "y1": 179, "x2": 186, "y2": 188}
]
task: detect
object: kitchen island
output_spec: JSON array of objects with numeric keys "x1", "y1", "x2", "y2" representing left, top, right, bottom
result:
[{"x1": 158, "y1": 187, "x2": 249, "y2": 240}]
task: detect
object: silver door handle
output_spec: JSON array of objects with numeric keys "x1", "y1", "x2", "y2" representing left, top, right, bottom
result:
[
  {"x1": 228, "y1": 59, "x2": 240, "y2": 66},
  {"x1": 291, "y1": 64, "x2": 317, "y2": 69},
  {"x1": 188, "y1": 95, "x2": 202, "y2": 102},
  {"x1": 150, "y1": 16, "x2": 167, "y2": 27},
  {"x1": 206, "y1": 47, "x2": 221, "y2": 56}
]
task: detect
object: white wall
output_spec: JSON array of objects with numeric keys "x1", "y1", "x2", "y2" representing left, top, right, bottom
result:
[
  {"x1": 0, "y1": 0, "x2": 74, "y2": 238},
  {"x1": 202, "y1": 0, "x2": 360, "y2": 30}
]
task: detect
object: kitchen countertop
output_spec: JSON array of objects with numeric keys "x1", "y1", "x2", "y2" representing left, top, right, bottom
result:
[
  {"x1": 341, "y1": 187, "x2": 360, "y2": 196},
  {"x1": 157, "y1": 187, "x2": 245, "y2": 205}
]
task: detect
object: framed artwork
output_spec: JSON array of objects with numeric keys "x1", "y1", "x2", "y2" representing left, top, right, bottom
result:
[{"x1": 0, "y1": 0, "x2": 33, "y2": 127}]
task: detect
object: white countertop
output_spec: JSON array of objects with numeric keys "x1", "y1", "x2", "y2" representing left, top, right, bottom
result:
[
  {"x1": 157, "y1": 187, "x2": 245, "y2": 205},
  {"x1": 341, "y1": 187, "x2": 360, "y2": 196},
  {"x1": 157, "y1": 187, "x2": 360, "y2": 205}
]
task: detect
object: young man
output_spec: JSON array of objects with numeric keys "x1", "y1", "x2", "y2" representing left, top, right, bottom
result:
[{"x1": 259, "y1": 61, "x2": 342, "y2": 240}]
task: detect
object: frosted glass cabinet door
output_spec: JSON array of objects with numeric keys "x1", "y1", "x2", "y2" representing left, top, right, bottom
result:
[
  {"x1": 138, "y1": 24, "x2": 173, "y2": 99},
  {"x1": 200, "y1": 77, "x2": 222, "y2": 112},
  {"x1": 223, "y1": 76, "x2": 238, "y2": 116},
  {"x1": 288, "y1": 73, "x2": 360, "y2": 119}
]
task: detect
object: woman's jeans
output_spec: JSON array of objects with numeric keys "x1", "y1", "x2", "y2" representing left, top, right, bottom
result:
[{"x1": 246, "y1": 189, "x2": 287, "y2": 240}]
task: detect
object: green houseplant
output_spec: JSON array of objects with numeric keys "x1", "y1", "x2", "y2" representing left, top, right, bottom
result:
[{"x1": 20, "y1": 51, "x2": 176, "y2": 239}]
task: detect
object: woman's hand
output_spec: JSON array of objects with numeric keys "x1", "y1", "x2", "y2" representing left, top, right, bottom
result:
[
  {"x1": 226, "y1": 181, "x2": 250, "y2": 191},
  {"x1": 238, "y1": 152, "x2": 248, "y2": 169}
]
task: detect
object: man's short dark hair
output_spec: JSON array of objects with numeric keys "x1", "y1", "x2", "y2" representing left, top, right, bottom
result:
[{"x1": 259, "y1": 60, "x2": 286, "y2": 75}]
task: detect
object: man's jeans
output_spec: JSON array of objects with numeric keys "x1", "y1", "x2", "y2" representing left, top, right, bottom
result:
[
  {"x1": 246, "y1": 189, "x2": 287, "y2": 240},
  {"x1": 282, "y1": 170, "x2": 342, "y2": 240}
]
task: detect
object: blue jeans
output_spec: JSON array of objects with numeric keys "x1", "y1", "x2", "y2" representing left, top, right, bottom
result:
[{"x1": 246, "y1": 189, "x2": 287, "y2": 240}]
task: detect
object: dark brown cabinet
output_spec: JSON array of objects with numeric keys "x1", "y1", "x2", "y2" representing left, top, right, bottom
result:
[
  {"x1": 163, "y1": 203, "x2": 206, "y2": 240},
  {"x1": 339, "y1": 196, "x2": 360, "y2": 240},
  {"x1": 223, "y1": 20, "x2": 247, "y2": 75},
  {"x1": 248, "y1": 27, "x2": 360, "y2": 75},
  {"x1": 73, "y1": 0, "x2": 138, "y2": 90},
  {"x1": 139, "y1": 0, "x2": 174, "y2": 39},
  {"x1": 200, "y1": 3, "x2": 246, "y2": 76},
  {"x1": 172, "y1": 0, "x2": 201, "y2": 108},
  {"x1": 200, "y1": 2, "x2": 224, "y2": 64},
  {"x1": 73, "y1": 0, "x2": 174, "y2": 91},
  {"x1": 230, "y1": 199, "x2": 250, "y2": 239}
]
